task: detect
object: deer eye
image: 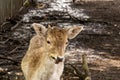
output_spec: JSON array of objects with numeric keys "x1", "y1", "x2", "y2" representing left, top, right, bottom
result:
[{"x1": 47, "y1": 41, "x2": 51, "y2": 44}]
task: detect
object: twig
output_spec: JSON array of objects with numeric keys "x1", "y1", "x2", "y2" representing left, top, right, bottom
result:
[
  {"x1": 11, "y1": 19, "x2": 22, "y2": 31},
  {"x1": 0, "y1": 55, "x2": 20, "y2": 64},
  {"x1": 9, "y1": 46, "x2": 19, "y2": 54},
  {"x1": 68, "y1": 54, "x2": 91, "y2": 80},
  {"x1": 0, "y1": 39, "x2": 9, "y2": 44},
  {"x1": 69, "y1": 64, "x2": 85, "y2": 78}
]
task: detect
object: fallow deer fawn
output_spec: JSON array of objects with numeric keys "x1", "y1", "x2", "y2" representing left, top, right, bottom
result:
[{"x1": 21, "y1": 23, "x2": 83, "y2": 80}]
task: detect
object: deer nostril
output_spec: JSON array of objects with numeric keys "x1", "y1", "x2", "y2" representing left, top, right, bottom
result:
[
  {"x1": 57, "y1": 57, "x2": 63, "y2": 62},
  {"x1": 55, "y1": 57, "x2": 63, "y2": 64}
]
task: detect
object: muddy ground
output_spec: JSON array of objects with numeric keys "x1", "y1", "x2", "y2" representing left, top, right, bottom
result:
[{"x1": 0, "y1": 0, "x2": 120, "y2": 80}]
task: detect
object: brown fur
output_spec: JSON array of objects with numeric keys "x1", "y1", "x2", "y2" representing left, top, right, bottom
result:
[{"x1": 21, "y1": 23, "x2": 83, "y2": 80}]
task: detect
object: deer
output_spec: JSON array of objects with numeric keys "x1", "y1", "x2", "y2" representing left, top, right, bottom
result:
[{"x1": 21, "y1": 23, "x2": 83, "y2": 80}]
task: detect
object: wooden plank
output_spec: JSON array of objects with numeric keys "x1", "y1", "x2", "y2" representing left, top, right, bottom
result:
[
  {"x1": 4, "y1": 0, "x2": 8, "y2": 20},
  {"x1": 10, "y1": 0, "x2": 12, "y2": 18},
  {"x1": 0, "y1": 0, "x2": 27, "y2": 25},
  {"x1": 11, "y1": 0, "x2": 14, "y2": 17},
  {"x1": 7, "y1": 0, "x2": 11, "y2": 19},
  {"x1": 0, "y1": 0, "x2": 2, "y2": 24},
  {"x1": 1, "y1": 0, "x2": 5, "y2": 24}
]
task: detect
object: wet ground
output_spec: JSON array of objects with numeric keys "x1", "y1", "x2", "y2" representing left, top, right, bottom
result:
[{"x1": 0, "y1": 0, "x2": 120, "y2": 80}]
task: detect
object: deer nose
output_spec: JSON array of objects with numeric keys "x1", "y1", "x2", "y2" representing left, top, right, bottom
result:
[{"x1": 55, "y1": 57, "x2": 63, "y2": 64}]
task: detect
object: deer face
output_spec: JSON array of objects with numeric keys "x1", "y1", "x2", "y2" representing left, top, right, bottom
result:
[
  {"x1": 45, "y1": 27, "x2": 68, "y2": 64},
  {"x1": 32, "y1": 23, "x2": 83, "y2": 64}
]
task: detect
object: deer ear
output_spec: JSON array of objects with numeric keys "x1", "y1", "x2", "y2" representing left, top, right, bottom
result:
[
  {"x1": 67, "y1": 26, "x2": 83, "y2": 39},
  {"x1": 32, "y1": 23, "x2": 47, "y2": 35}
]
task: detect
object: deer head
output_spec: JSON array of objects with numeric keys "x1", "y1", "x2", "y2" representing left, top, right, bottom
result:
[{"x1": 32, "y1": 23, "x2": 83, "y2": 64}]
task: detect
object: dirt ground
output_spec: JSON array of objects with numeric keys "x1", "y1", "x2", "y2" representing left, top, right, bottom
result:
[{"x1": 0, "y1": 0, "x2": 120, "y2": 80}]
